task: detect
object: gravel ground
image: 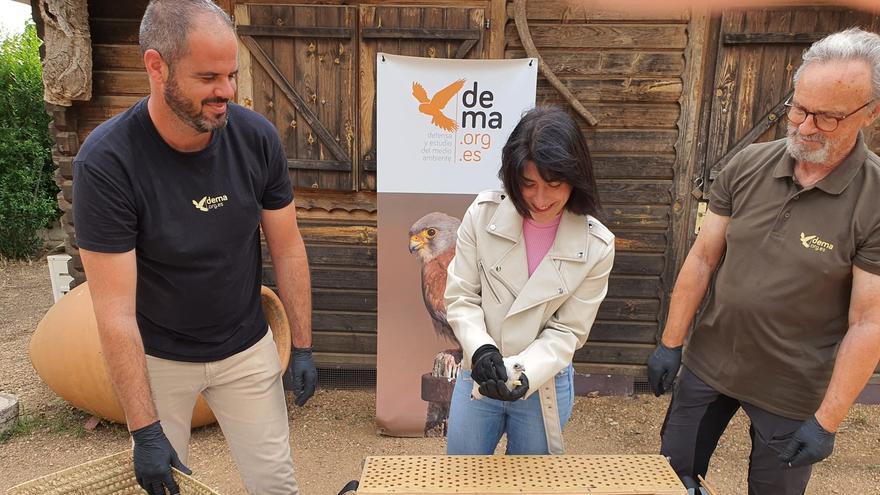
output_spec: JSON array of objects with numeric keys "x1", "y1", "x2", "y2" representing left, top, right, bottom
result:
[{"x1": 1, "y1": 258, "x2": 878, "y2": 494}]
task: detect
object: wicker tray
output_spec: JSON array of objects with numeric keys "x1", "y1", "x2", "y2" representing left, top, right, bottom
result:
[
  {"x1": 357, "y1": 455, "x2": 687, "y2": 494},
  {"x1": 7, "y1": 450, "x2": 220, "y2": 495}
]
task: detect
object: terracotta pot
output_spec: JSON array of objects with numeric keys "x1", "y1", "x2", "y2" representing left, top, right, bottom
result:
[{"x1": 29, "y1": 282, "x2": 291, "y2": 428}]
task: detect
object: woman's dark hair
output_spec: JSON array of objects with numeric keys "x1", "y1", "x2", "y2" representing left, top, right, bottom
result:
[{"x1": 499, "y1": 106, "x2": 602, "y2": 219}]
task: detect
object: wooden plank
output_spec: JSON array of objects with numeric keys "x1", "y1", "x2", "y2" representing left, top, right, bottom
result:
[
  {"x1": 313, "y1": 290, "x2": 376, "y2": 312},
  {"x1": 608, "y1": 276, "x2": 661, "y2": 299},
  {"x1": 510, "y1": 0, "x2": 689, "y2": 22},
  {"x1": 313, "y1": 351, "x2": 376, "y2": 369},
  {"x1": 535, "y1": 78, "x2": 682, "y2": 103},
  {"x1": 506, "y1": 24, "x2": 688, "y2": 50},
  {"x1": 298, "y1": 224, "x2": 376, "y2": 245},
  {"x1": 755, "y1": 10, "x2": 793, "y2": 143},
  {"x1": 291, "y1": 5, "x2": 319, "y2": 189},
  {"x1": 662, "y1": 7, "x2": 711, "y2": 334},
  {"x1": 613, "y1": 253, "x2": 665, "y2": 276},
  {"x1": 615, "y1": 231, "x2": 667, "y2": 253},
  {"x1": 731, "y1": 11, "x2": 767, "y2": 145},
  {"x1": 587, "y1": 321, "x2": 658, "y2": 344},
  {"x1": 597, "y1": 298, "x2": 659, "y2": 322},
  {"x1": 506, "y1": 50, "x2": 685, "y2": 77},
  {"x1": 87, "y1": 2, "x2": 148, "y2": 19},
  {"x1": 340, "y1": 6, "x2": 358, "y2": 190},
  {"x1": 313, "y1": 331, "x2": 377, "y2": 354},
  {"x1": 361, "y1": 27, "x2": 481, "y2": 40},
  {"x1": 313, "y1": 311, "x2": 376, "y2": 333},
  {"x1": 234, "y1": 5, "x2": 255, "y2": 111},
  {"x1": 597, "y1": 180, "x2": 672, "y2": 204},
  {"x1": 592, "y1": 154, "x2": 675, "y2": 180},
  {"x1": 288, "y1": 159, "x2": 350, "y2": 171},
  {"x1": 488, "y1": 0, "x2": 506, "y2": 59},
  {"x1": 89, "y1": 19, "x2": 140, "y2": 44},
  {"x1": 250, "y1": 5, "x2": 277, "y2": 137},
  {"x1": 572, "y1": 362, "x2": 646, "y2": 377},
  {"x1": 305, "y1": 244, "x2": 376, "y2": 267},
  {"x1": 92, "y1": 44, "x2": 141, "y2": 70},
  {"x1": 704, "y1": 11, "x2": 746, "y2": 170},
  {"x1": 236, "y1": 25, "x2": 353, "y2": 38},
  {"x1": 293, "y1": 189, "x2": 376, "y2": 213},
  {"x1": 92, "y1": 70, "x2": 149, "y2": 96},
  {"x1": 585, "y1": 129, "x2": 678, "y2": 154},
  {"x1": 605, "y1": 205, "x2": 669, "y2": 229},
  {"x1": 310, "y1": 268, "x2": 376, "y2": 290},
  {"x1": 723, "y1": 32, "x2": 828, "y2": 44},
  {"x1": 272, "y1": 5, "x2": 300, "y2": 186},
  {"x1": 574, "y1": 342, "x2": 655, "y2": 365},
  {"x1": 532, "y1": 102, "x2": 680, "y2": 129}
]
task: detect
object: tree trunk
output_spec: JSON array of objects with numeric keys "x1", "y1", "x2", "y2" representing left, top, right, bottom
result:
[{"x1": 39, "y1": 0, "x2": 92, "y2": 106}]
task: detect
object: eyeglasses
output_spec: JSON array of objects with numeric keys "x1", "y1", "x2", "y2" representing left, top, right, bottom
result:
[{"x1": 784, "y1": 97, "x2": 876, "y2": 132}]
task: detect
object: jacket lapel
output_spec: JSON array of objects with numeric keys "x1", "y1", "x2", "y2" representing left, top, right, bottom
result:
[{"x1": 504, "y1": 209, "x2": 590, "y2": 318}]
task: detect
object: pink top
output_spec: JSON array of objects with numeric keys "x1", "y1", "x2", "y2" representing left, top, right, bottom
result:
[{"x1": 523, "y1": 215, "x2": 562, "y2": 276}]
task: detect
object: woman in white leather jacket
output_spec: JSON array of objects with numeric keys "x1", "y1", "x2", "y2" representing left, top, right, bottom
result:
[{"x1": 444, "y1": 106, "x2": 615, "y2": 455}]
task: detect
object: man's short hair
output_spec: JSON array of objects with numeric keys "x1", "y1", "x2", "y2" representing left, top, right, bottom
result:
[
  {"x1": 499, "y1": 106, "x2": 602, "y2": 219},
  {"x1": 139, "y1": 0, "x2": 234, "y2": 68},
  {"x1": 794, "y1": 27, "x2": 880, "y2": 99}
]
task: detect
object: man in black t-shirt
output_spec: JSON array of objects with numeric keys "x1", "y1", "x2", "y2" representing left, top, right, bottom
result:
[{"x1": 73, "y1": 1, "x2": 315, "y2": 494}]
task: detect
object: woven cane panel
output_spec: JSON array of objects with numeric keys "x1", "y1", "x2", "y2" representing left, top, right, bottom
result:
[
  {"x1": 358, "y1": 455, "x2": 686, "y2": 495},
  {"x1": 7, "y1": 450, "x2": 219, "y2": 495}
]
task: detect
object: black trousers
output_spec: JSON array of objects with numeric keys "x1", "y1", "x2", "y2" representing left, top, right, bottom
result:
[{"x1": 660, "y1": 366, "x2": 812, "y2": 495}]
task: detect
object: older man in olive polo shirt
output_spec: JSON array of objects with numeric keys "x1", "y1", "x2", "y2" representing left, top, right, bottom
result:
[{"x1": 647, "y1": 28, "x2": 880, "y2": 495}]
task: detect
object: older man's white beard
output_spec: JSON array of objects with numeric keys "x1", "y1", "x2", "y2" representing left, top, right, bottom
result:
[{"x1": 786, "y1": 126, "x2": 830, "y2": 164}]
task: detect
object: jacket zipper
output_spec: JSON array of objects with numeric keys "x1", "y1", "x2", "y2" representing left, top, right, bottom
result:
[{"x1": 478, "y1": 260, "x2": 502, "y2": 304}]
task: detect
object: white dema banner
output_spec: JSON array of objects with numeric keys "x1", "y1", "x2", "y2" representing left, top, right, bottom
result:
[{"x1": 377, "y1": 53, "x2": 537, "y2": 195}]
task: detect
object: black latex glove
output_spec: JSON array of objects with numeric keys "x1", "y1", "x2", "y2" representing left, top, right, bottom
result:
[
  {"x1": 292, "y1": 346, "x2": 317, "y2": 406},
  {"x1": 647, "y1": 341, "x2": 683, "y2": 397},
  {"x1": 478, "y1": 373, "x2": 530, "y2": 401},
  {"x1": 470, "y1": 344, "x2": 507, "y2": 384},
  {"x1": 778, "y1": 416, "x2": 836, "y2": 467},
  {"x1": 131, "y1": 421, "x2": 191, "y2": 495}
]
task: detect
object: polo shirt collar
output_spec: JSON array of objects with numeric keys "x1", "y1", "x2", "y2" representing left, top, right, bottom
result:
[{"x1": 772, "y1": 133, "x2": 867, "y2": 195}]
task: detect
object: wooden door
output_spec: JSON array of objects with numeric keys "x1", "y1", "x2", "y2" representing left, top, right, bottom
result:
[
  {"x1": 357, "y1": 5, "x2": 489, "y2": 191},
  {"x1": 698, "y1": 7, "x2": 880, "y2": 189},
  {"x1": 236, "y1": 4, "x2": 357, "y2": 191}
]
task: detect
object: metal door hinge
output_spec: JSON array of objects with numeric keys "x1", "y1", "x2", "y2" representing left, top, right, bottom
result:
[
  {"x1": 694, "y1": 201, "x2": 708, "y2": 235},
  {"x1": 484, "y1": 19, "x2": 491, "y2": 29}
]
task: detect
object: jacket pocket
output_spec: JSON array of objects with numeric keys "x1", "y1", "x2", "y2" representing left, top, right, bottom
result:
[{"x1": 478, "y1": 260, "x2": 502, "y2": 304}]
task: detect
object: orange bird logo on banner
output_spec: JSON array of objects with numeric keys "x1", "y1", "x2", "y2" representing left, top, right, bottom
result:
[{"x1": 412, "y1": 79, "x2": 466, "y2": 132}]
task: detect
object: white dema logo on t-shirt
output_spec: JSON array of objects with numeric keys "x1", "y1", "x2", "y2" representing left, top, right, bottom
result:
[{"x1": 192, "y1": 194, "x2": 229, "y2": 212}]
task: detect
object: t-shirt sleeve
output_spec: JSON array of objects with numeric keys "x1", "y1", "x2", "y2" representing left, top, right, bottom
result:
[
  {"x1": 707, "y1": 152, "x2": 740, "y2": 217},
  {"x1": 261, "y1": 137, "x2": 294, "y2": 210},
  {"x1": 73, "y1": 160, "x2": 138, "y2": 253},
  {"x1": 854, "y1": 224, "x2": 880, "y2": 275}
]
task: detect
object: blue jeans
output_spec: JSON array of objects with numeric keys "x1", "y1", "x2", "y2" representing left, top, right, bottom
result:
[{"x1": 446, "y1": 364, "x2": 574, "y2": 454}]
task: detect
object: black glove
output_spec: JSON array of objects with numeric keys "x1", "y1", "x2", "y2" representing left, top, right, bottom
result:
[
  {"x1": 470, "y1": 344, "x2": 507, "y2": 384},
  {"x1": 478, "y1": 373, "x2": 530, "y2": 401},
  {"x1": 647, "y1": 341, "x2": 682, "y2": 397},
  {"x1": 131, "y1": 421, "x2": 191, "y2": 495},
  {"x1": 292, "y1": 346, "x2": 317, "y2": 406},
  {"x1": 778, "y1": 416, "x2": 836, "y2": 467}
]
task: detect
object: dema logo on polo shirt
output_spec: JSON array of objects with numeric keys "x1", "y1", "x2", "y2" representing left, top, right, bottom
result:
[
  {"x1": 800, "y1": 232, "x2": 834, "y2": 253},
  {"x1": 192, "y1": 194, "x2": 229, "y2": 212}
]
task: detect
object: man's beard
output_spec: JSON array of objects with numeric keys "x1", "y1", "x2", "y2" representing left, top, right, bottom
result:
[
  {"x1": 786, "y1": 125, "x2": 830, "y2": 164},
  {"x1": 163, "y1": 74, "x2": 228, "y2": 133}
]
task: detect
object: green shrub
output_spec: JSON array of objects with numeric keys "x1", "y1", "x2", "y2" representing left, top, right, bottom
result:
[{"x1": 0, "y1": 23, "x2": 58, "y2": 259}]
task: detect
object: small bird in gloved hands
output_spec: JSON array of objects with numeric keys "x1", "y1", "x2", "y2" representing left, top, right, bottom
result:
[{"x1": 471, "y1": 356, "x2": 528, "y2": 401}]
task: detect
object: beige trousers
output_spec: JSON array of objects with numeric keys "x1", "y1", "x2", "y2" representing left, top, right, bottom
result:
[{"x1": 145, "y1": 330, "x2": 300, "y2": 495}]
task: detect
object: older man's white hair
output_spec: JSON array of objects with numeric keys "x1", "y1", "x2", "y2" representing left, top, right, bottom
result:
[{"x1": 793, "y1": 27, "x2": 880, "y2": 100}]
